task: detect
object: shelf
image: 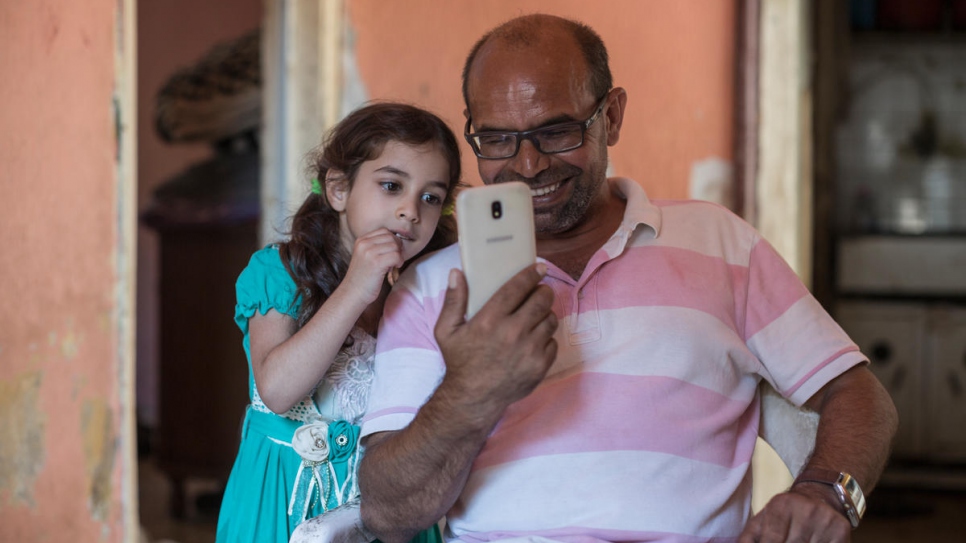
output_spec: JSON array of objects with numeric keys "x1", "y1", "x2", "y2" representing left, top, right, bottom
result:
[
  {"x1": 851, "y1": 30, "x2": 966, "y2": 47},
  {"x1": 837, "y1": 236, "x2": 966, "y2": 295}
]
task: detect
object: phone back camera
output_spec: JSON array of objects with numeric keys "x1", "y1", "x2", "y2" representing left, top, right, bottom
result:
[{"x1": 491, "y1": 200, "x2": 503, "y2": 219}]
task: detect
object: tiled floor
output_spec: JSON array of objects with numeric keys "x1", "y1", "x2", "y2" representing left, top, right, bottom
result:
[{"x1": 138, "y1": 458, "x2": 966, "y2": 543}]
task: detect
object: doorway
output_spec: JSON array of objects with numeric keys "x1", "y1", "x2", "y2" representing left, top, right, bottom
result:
[{"x1": 135, "y1": 1, "x2": 263, "y2": 540}]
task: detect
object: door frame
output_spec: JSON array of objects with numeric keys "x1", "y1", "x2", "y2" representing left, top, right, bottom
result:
[
  {"x1": 752, "y1": 0, "x2": 814, "y2": 285},
  {"x1": 116, "y1": 0, "x2": 139, "y2": 539}
]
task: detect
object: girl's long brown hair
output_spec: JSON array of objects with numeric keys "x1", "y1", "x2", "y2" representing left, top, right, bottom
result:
[{"x1": 279, "y1": 102, "x2": 462, "y2": 327}]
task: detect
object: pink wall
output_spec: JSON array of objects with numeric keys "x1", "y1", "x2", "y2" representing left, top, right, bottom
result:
[
  {"x1": 0, "y1": 0, "x2": 125, "y2": 540},
  {"x1": 136, "y1": 0, "x2": 262, "y2": 427},
  {"x1": 346, "y1": 0, "x2": 736, "y2": 199}
]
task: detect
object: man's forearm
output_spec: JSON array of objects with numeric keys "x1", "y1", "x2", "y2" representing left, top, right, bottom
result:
[
  {"x1": 358, "y1": 380, "x2": 507, "y2": 543},
  {"x1": 801, "y1": 365, "x2": 899, "y2": 495},
  {"x1": 359, "y1": 265, "x2": 558, "y2": 542}
]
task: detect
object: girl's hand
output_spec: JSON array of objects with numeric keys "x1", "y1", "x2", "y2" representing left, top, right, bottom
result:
[{"x1": 341, "y1": 228, "x2": 404, "y2": 303}]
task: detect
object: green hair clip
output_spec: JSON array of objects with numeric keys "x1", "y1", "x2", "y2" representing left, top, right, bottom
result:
[
  {"x1": 442, "y1": 202, "x2": 455, "y2": 216},
  {"x1": 310, "y1": 178, "x2": 323, "y2": 195}
]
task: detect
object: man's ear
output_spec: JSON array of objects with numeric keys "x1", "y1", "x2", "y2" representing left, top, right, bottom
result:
[
  {"x1": 325, "y1": 170, "x2": 349, "y2": 212},
  {"x1": 604, "y1": 87, "x2": 628, "y2": 147}
]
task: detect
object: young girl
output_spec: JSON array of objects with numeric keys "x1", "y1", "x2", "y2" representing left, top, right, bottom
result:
[{"x1": 215, "y1": 103, "x2": 461, "y2": 543}]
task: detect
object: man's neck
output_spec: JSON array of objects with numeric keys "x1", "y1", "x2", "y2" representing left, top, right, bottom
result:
[{"x1": 537, "y1": 195, "x2": 626, "y2": 281}]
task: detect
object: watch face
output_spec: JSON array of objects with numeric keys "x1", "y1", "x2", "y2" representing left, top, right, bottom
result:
[{"x1": 836, "y1": 473, "x2": 866, "y2": 528}]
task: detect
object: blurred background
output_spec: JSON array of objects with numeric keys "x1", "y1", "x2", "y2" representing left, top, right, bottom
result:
[{"x1": 1, "y1": 1, "x2": 965, "y2": 542}]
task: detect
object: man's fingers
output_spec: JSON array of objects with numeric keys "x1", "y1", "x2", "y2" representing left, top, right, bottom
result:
[
  {"x1": 435, "y1": 269, "x2": 468, "y2": 338},
  {"x1": 477, "y1": 263, "x2": 549, "y2": 318},
  {"x1": 739, "y1": 492, "x2": 851, "y2": 543},
  {"x1": 520, "y1": 284, "x2": 556, "y2": 332},
  {"x1": 737, "y1": 513, "x2": 761, "y2": 543},
  {"x1": 756, "y1": 510, "x2": 791, "y2": 543}
]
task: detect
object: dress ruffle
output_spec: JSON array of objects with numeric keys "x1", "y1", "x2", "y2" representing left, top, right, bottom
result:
[{"x1": 234, "y1": 244, "x2": 301, "y2": 336}]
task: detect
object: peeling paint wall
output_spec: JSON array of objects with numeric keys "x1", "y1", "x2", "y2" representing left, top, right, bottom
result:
[
  {"x1": 345, "y1": 0, "x2": 736, "y2": 199},
  {"x1": 0, "y1": 372, "x2": 46, "y2": 508},
  {"x1": 82, "y1": 399, "x2": 116, "y2": 523},
  {"x1": 0, "y1": 0, "x2": 126, "y2": 541}
]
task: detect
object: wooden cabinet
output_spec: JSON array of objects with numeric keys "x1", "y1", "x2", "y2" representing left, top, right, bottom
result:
[
  {"x1": 151, "y1": 221, "x2": 256, "y2": 517},
  {"x1": 838, "y1": 301, "x2": 966, "y2": 463},
  {"x1": 928, "y1": 307, "x2": 966, "y2": 460}
]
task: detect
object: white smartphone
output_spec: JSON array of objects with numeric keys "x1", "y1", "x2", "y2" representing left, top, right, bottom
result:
[{"x1": 456, "y1": 182, "x2": 537, "y2": 318}]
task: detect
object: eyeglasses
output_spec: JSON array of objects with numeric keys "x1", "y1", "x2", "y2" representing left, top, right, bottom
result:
[{"x1": 464, "y1": 96, "x2": 609, "y2": 160}]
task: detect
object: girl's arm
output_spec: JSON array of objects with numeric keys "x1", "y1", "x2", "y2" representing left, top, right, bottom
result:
[
  {"x1": 248, "y1": 285, "x2": 369, "y2": 414},
  {"x1": 251, "y1": 228, "x2": 404, "y2": 414}
]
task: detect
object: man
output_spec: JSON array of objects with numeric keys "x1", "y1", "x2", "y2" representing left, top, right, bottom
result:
[{"x1": 358, "y1": 14, "x2": 897, "y2": 543}]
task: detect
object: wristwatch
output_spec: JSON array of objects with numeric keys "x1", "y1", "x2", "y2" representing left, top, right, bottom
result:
[{"x1": 793, "y1": 469, "x2": 867, "y2": 528}]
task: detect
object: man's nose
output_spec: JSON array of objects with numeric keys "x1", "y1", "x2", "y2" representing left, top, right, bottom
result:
[{"x1": 509, "y1": 138, "x2": 549, "y2": 178}]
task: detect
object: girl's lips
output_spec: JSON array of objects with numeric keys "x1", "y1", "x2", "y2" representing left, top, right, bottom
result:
[{"x1": 392, "y1": 230, "x2": 414, "y2": 242}]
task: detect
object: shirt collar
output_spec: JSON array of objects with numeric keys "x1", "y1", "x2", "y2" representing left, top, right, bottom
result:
[{"x1": 608, "y1": 177, "x2": 662, "y2": 239}]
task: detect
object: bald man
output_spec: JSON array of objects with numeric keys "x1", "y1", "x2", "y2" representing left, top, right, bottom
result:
[{"x1": 358, "y1": 14, "x2": 896, "y2": 543}]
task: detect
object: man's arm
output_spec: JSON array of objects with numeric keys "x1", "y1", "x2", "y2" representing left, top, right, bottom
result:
[
  {"x1": 739, "y1": 365, "x2": 898, "y2": 542},
  {"x1": 359, "y1": 265, "x2": 558, "y2": 543}
]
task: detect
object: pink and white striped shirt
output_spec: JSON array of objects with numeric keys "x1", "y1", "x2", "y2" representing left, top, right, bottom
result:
[{"x1": 362, "y1": 177, "x2": 866, "y2": 543}]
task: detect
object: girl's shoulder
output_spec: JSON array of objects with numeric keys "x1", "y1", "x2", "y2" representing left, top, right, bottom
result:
[
  {"x1": 239, "y1": 244, "x2": 296, "y2": 281},
  {"x1": 246, "y1": 243, "x2": 286, "y2": 270},
  {"x1": 234, "y1": 244, "x2": 300, "y2": 331}
]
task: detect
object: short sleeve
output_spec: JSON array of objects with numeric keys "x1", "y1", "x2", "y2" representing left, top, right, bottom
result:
[
  {"x1": 234, "y1": 245, "x2": 301, "y2": 335},
  {"x1": 743, "y1": 236, "x2": 867, "y2": 405}
]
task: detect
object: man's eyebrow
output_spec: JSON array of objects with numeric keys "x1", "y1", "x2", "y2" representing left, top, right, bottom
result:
[{"x1": 476, "y1": 113, "x2": 579, "y2": 133}]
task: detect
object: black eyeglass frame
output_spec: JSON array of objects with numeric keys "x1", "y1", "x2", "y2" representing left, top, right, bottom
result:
[{"x1": 464, "y1": 95, "x2": 610, "y2": 160}]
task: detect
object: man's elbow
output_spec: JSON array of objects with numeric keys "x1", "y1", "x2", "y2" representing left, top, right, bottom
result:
[
  {"x1": 359, "y1": 501, "x2": 419, "y2": 543},
  {"x1": 357, "y1": 435, "x2": 414, "y2": 543}
]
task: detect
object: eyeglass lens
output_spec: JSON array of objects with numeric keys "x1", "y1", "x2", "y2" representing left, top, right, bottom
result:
[{"x1": 475, "y1": 124, "x2": 583, "y2": 158}]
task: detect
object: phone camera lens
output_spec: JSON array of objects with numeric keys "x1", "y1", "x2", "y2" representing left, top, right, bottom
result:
[{"x1": 491, "y1": 201, "x2": 503, "y2": 219}]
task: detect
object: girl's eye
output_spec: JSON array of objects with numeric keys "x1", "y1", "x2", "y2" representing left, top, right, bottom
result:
[
  {"x1": 380, "y1": 181, "x2": 402, "y2": 193},
  {"x1": 421, "y1": 193, "x2": 443, "y2": 206}
]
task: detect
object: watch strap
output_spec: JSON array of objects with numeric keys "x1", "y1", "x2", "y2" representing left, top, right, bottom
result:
[{"x1": 793, "y1": 469, "x2": 866, "y2": 529}]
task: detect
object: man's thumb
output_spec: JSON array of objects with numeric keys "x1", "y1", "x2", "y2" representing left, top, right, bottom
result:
[{"x1": 436, "y1": 268, "x2": 468, "y2": 334}]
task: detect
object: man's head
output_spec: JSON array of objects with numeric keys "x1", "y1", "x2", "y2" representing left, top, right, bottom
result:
[
  {"x1": 461, "y1": 14, "x2": 626, "y2": 236},
  {"x1": 461, "y1": 15, "x2": 612, "y2": 110}
]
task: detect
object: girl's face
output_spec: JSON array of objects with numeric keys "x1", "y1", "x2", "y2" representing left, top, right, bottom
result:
[{"x1": 329, "y1": 140, "x2": 451, "y2": 262}]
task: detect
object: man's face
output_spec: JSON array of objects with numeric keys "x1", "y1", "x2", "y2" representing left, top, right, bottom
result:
[{"x1": 465, "y1": 39, "x2": 611, "y2": 236}]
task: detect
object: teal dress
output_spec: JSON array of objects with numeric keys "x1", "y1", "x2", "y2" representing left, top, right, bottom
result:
[{"x1": 216, "y1": 245, "x2": 441, "y2": 543}]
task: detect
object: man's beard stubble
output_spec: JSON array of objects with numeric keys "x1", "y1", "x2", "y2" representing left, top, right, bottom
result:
[{"x1": 494, "y1": 161, "x2": 607, "y2": 236}]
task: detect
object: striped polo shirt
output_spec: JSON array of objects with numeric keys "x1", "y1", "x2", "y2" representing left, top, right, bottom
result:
[{"x1": 362, "y1": 177, "x2": 866, "y2": 543}]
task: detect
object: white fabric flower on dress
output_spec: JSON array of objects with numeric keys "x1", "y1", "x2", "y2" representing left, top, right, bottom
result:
[{"x1": 291, "y1": 422, "x2": 330, "y2": 463}]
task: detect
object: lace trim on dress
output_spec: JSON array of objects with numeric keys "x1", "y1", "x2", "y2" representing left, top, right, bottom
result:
[
  {"x1": 249, "y1": 327, "x2": 375, "y2": 423},
  {"x1": 322, "y1": 328, "x2": 375, "y2": 424}
]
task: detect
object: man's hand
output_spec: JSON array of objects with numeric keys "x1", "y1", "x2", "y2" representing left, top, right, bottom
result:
[
  {"x1": 739, "y1": 486, "x2": 851, "y2": 543},
  {"x1": 359, "y1": 263, "x2": 558, "y2": 543},
  {"x1": 739, "y1": 365, "x2": 896, "y2": 542},
  {"x1": 434, "y1": 263, "x2": 558, "y2": 416}
]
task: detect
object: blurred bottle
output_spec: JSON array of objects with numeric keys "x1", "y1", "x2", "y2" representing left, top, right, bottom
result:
[
  {"x1": 851, "y1": 184, "x2": 879, "y2": 233},
  {"x1": 922, "y1": 156, "x2": 953, "y2": 232}
]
